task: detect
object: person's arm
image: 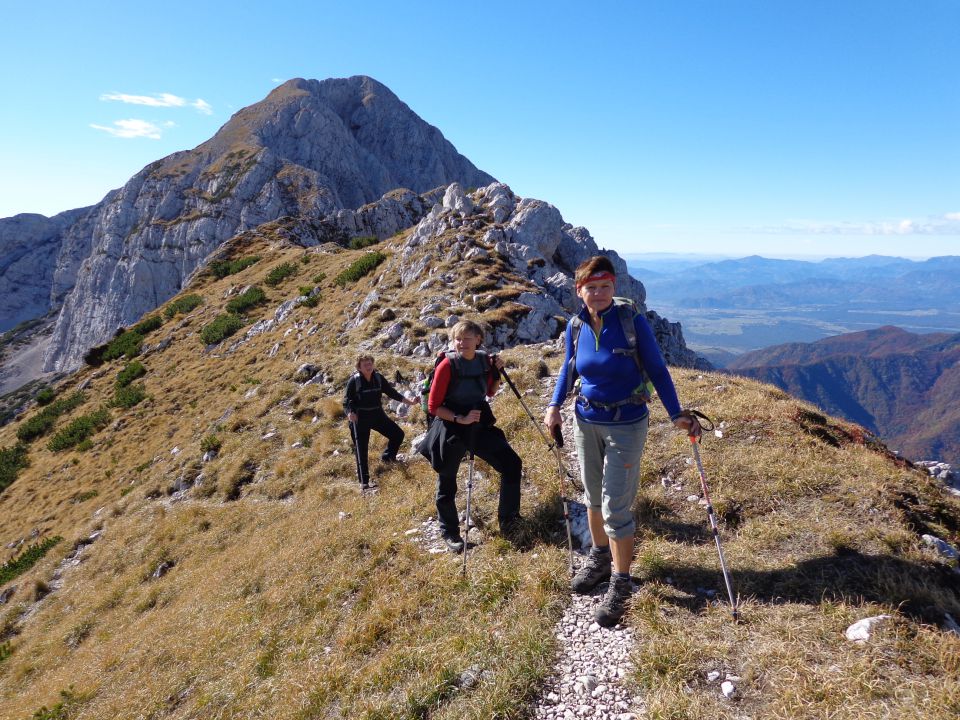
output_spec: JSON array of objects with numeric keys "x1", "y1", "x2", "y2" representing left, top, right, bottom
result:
[
  {"x1": 544, "y1": 324, "x2": 575, "y2": 428},
  {"x1": 634, "y1": 315, "x2": 700, "y2": 435},
  {"x1": 486, "y1": 354, "x2": 503, "y2": 395},
  {"x1": 634, "y1": 314, "x2": 682, "y2": 420},
  {"x1": 343, "y1": 375, "x2": 359, "y2": 423},
  {"x1": 427, "y1": 359, "x2": 452, "y2": 417},
  {"x1": 343, "y1": 375, "x2": 358, "y2": 413},
  {"x1": 379, "y1": 372, "x2": 407, "y2": 403}
]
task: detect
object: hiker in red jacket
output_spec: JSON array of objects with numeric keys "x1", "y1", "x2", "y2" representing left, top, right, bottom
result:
[{"x1": 427, "y1": 320, "x2": 522, "y2": 553}]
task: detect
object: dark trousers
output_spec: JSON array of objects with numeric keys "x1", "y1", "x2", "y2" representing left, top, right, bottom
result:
[
  {"x1": 436, "y1": 423, "x2": 522, "y2": 537},
  {"x1": 352, "y1": 409, "x2": 404, "y2": 484}
]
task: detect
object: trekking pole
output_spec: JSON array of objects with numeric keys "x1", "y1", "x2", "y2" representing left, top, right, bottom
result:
[
  {"x1": 688, "y1": 429, "x2": 740, "y2": 622},
  {"x1": 462, "y1": 420, "x2": 477, "y2": 577},
  {"x1": 498, "y1": 366, "x2": 574, "y2": 573},
  {"x1": 551, "y1": 425, "x2": 575, "y2": 574},
  {"x1": 349, "y1": 420, "x2": 365, "y2": 487}
]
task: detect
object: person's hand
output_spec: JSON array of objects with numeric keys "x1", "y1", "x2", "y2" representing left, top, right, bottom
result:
[
  {"x1": 544, "y1": 406, "x2": 561, "y2": 430},
  {"x1": 347, "y1": 412, "x2": 358, "y2": 424},
  {"x1": 673, "y1": 411, "x2": 702, "y2": 439},
  {"x1": 490, "y1": 354, "x2": 505, "y2": 370},
  {"x1": 458, "y1": 409, "x2": 482, "y2": 425}
]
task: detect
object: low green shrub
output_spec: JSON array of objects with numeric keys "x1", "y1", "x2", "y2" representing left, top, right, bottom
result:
[
  {"x1": 48, "y1": 408, "x2": 111, "y2": 452},
  {"x1": 163, "y1": 293, "x2": 203, "y2": 318},
  {"x1": 264, "y1": 262, "x2": 298, "y2": 287},
  {"x1": 101, "y1": 331, "x2": 144, "y2": 362},
  {"x1": 0, "y1": 443, "x2": 29, "y2": 495},
  {"x1": 110, "y1": 383, "x2": 147, "y2": 409},
  {"x1": 312, "y1": 272, "x2": 326, "y2": 284},
  {"x1": 333, "y1": 252, "x2": 387, "y2": 287},
  {"x1": 0, "y1": 640, "x2": 11, "y2": 664},
  {"x1": 0, "y1": 535, "x2": 62, "y2": 586},
  {"x1": 348, "y1": 235, "x2": 379, "y2": 250},
  {"x1": 98, "y1": 316, "x2": 163, "y2": 363},
  {"x1": 133, "y1": 316, "x2": 163, "y2": 335},
  {"x1": 29, "y1": 687, "x2": 84, "y2": 720},
  {"x1": 298, "y1": 285, "x2": 314, "y2": 296},
  {"x1": 200, "y1": 314, "x2": 245, "y2": 345},
  {"x1": 16, "y1": 392, "x2": 87, "y2": 443},
  {"x1": 116, "y1": 361, "x2": 146, "y2": 388},
  {"x1": 225, "y1": 286, "x2": 267, "y2": 314},
  {"x1": 302, "y1": 295, "x2": 320, "y2": 308},
  {"x1": 209, "y1": 255, "x2": 260, "y2": 279},
  {"x1": 200, "y1": 435, "x2": 222, "y2": 453},
  {"x1": 36, "y1": 387, "x2": 56, "y2": 406}
]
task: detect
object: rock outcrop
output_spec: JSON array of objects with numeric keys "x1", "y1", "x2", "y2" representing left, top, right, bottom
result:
[
  {"x1": 34, "y1": 76, "x2": 493, "y2": 372},
  {"x1": 0, "y1": 207, "x2": 90, "y2": 332},
  {"x1": 378, "y1": 182, "x2": 704, "y2": 367}
]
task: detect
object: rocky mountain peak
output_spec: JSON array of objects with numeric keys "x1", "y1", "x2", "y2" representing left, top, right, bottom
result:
[{"x1": 13, "y1": 76, "x2": 494, "y2": 372}]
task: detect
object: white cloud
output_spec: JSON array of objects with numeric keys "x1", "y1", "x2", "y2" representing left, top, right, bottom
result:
[
  {"x1": 101, "y1": 91, "x2": 213, "y2": 115},
  {"x1": 100, "y1": 92, "x2": 187, "y2": 108},
  {"x1": 90, "y1": 119, "x2": 163, "y2": 139},
  {"x1": 272, "y1": 78, "x2": 283, "y2": 83},
  {"x1": 191, "y1": 99, "x2": 213, "y2": 115}
]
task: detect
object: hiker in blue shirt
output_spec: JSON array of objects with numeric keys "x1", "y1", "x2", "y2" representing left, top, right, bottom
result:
[
  {"x1": 344, "y1": 354, "x2": 417, "y2": 489},
  {"x1": 544, "y1": 255, "x2": 702, "y2": 627}
]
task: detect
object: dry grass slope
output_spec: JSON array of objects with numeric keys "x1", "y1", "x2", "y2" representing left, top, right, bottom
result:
[{"x1": 0, "y1": 227, "x2": 957, "y2": 719}]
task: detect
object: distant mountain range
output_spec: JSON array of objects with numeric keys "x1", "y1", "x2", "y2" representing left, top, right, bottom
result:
[
  {"x1": 727, "y1": 325, "x2": 960, "y2": 465},
  {"x1": 624, "y1": 254, "x2": 960, "y2": 365}
]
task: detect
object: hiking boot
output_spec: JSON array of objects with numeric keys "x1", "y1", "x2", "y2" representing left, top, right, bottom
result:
[
  {"x1": 594, "y1": 574, "x2": 634, "y2": 628},
  {"x1": 571, "y1": 551, "x2": 612, "y2": 594},
  {"x1": 443, "y1": 535, "x2": 465, "y2": 554}
]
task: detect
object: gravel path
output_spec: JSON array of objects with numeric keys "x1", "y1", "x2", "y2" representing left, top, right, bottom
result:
[{"x1": 531, "y1": 380, "x2": 643, "y2": 720}]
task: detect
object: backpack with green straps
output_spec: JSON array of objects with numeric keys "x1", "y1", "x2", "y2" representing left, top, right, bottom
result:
[{"x1": 564, "y1": 297, "x2": 656, "y2": 412}]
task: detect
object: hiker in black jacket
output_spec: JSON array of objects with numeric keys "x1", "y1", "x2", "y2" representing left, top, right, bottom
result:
[{"x1": 343, "y1": 354, "x2": 416, "y2": 488}]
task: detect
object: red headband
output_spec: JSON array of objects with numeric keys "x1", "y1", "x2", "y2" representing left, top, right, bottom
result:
[{"x1": 576, "y1": 271, "x2": 615, "y2": 289}]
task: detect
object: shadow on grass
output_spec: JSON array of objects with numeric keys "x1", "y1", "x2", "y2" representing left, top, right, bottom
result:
[{"x1": 653, "y1": 549, "x2": 960, "y2": 624}]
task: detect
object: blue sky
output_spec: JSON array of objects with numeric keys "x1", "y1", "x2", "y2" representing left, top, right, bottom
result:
[{"x1": 1, "y1": 1, "x2": 957, "y2": 259}]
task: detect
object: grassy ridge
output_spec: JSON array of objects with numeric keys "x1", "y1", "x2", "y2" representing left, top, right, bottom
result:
[{"x1": 0, "y1": 233, "x2": 957, "y2": 719}]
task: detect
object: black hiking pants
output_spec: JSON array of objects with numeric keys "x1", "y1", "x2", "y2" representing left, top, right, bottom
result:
[
  {"x1": 352, "y1": 408, "x2": 404, "y2": 485},
  {"x1": 435, "y1": 423, "x2": 522, "y2": 538}
]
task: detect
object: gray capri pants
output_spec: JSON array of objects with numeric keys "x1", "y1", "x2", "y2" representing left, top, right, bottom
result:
[{"x1": 574, "y1": 414, "x2": 649, "y2": 540}]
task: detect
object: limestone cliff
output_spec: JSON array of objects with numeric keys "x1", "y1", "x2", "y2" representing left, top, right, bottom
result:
[{"x1": 39, "y1": 76, "x2": 493, "y2": 371}]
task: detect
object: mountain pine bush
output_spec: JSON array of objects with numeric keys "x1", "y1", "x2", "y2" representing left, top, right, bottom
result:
[
  {"x1": 110, "y1": 383, "x2": 147, "y2": 409},
  {"x1": 47, "y1": 409, "x2": 111, "y2": 451},
  {"x1": 334, "y1": 251, "x2": 386, "y2": 287},
  {"x1": 225, "y1": 287, "x2": 266, "y2": 314},
  {"x1": 0, "y1": 536, "x2": 62, "y2": 586},
  {"x1": 209, "y1": 256, "x2": 260, "y2": 279},
  {"x1": 163, "y1": 293, "x2": 203, "y2": 318},
  {"x1": 200, "y1": 314, "x2": 245, "y2": 345},
  {"x1": 16, "y1": 392, "x2": 87, "y2": 443},
  {"x1": 0, "y1": 443, "x2": 29, "y2": 494},
  {"x1": 264, "y1": 262, "x2": 298, "y2": 287},
  {"x1": 116, "y1": 361, "x2": 146, "y2": 388}
]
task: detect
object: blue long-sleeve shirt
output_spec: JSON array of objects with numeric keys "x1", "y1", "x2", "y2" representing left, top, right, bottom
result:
[{"x1": 550, "y1": 303, "x2": 683, "y2": 424}]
